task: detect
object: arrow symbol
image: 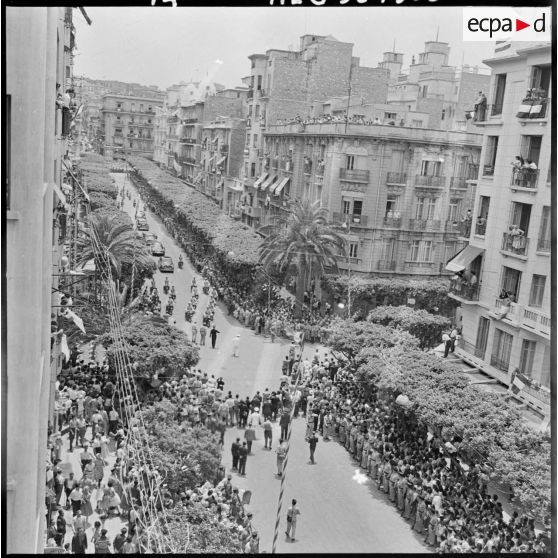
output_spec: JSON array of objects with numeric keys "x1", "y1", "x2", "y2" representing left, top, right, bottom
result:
[{"x1": 516, "y1": 19, "x2": 530, "y2": 32}]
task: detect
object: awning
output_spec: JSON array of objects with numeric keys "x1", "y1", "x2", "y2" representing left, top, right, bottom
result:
[
  {"x1": 271, "y1": 176, "x2": 290, "y2": 195},
  {"x1": 253, "y1": 173, "x2": 269, "y2": 190},
  {"x1": 216, "y1": 156, "x2": 227, "y2": 166},
  {"x1": 260, "y1": 174, "x2": 277, "y2": 192},
  {"x1": 445, "y1": 245, "x2": 484, "y2": 272}
]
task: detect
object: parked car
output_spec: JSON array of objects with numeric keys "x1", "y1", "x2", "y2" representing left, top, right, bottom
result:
[
  {"x1": 151, "y1": 241, "x2": 165, "y2": 257},
  {"x1": 142, "y1": 232, "x2": 158, "y2": 245},
  {"x1": 158, "y1": 256, "x2": 174, "y2": 273},
  {"x1": 137, "y1": 218, "x2": 149, "y2": 231}
]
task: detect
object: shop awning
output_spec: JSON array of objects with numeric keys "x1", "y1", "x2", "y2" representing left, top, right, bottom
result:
[
  {"x1": 253, "y1": 173, "x2": 268, "y2": 190},
  {"x1": 271, "y1": 176, "x2": 290, "y2": 195},
  {"x1": 445, "y1": 245, "x2": 484, "y2": 272},
  {"x1": 260, "y1": 174, "x2": 277, "y2": 192}
]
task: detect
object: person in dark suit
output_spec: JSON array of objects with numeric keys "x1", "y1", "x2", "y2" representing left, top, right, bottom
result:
[
  {"x1": 308, "y1": 431, "x2": 319, "y2": 464},
  {"x1": 71, "y1": 527, "x2": 88, "y2": 554},
  {"x1": 231, "y1": 438, "x2": 241, "y2": 471},
  {"x1": 210, "y1": 325, "x2": 220, "y2": 349},
  {"x1": 238, "y1": 442, "x2": 248, "y2": 476}
]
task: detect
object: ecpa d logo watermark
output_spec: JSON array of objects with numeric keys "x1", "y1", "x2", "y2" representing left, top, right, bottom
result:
[{"x1": 463, "y1": 7, "x2": 551, "y2": 42}]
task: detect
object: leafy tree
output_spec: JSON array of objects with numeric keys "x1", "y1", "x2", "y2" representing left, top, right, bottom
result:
[
  {"x1": 164, "y1": 502, "x2": 245, "y2": 553},
  {"x1": 259, "y1": 199, "x2": 346, "y2": 314},
  {"x1": 368, "y1": 305, "x2": 451, "y2": 349},
  {"x1": 101, "y1": 315, "x2": 199, "y2": 380}
]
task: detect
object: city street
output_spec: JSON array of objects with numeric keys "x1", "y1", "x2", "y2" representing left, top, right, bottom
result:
[{"x1": 117, "y1": 172, "x2": 428, "y2": 553}]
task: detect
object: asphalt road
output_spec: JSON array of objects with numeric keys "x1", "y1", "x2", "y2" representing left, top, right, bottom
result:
[{"x1": 116, "y1": 172, "x2": 429, "y2": 554}]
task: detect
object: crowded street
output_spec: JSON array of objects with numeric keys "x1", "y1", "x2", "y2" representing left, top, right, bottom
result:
[{"x1": 115, "y1": 172, "x2": 428, "y2": 553}]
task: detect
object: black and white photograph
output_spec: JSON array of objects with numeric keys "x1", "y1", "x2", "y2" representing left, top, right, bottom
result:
[{"x1": 3, "y1": 2, "x2": 554, "y2": 554}]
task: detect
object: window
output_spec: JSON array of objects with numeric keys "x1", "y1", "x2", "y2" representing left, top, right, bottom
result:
[
  {"x1": 475, "y1": 317, "x2": 490, "y2": 359},
  {"x1": 255, "y1": 105, "x2": 260, "y2": 118},
  {"x1": 425, "y1": 197, "x2": 436, "y2": 220},
  {"x1": 420, "y1": 241, "x2": 433, "y2": 262},
  {"x1": 352, "y1": 200, "x2": 363, "y2": 217},
  {"x1": 529, "y1": 275, "x2": 546, "y2": 307},
  {"x1": 385, "y1": 193, "x2": 399, "y2": 216},
  {"x1": 384, "y1": 112, "x2": 397, "y2": 120},
  {"x1": 349, "y1": 243, "x2": 358, "y2": 258},
  {"x1": 510, "y1": 201, "x2": 532, "y2": 235},
  {"x1": 492, "y1": 74, "x2": 506, "y2": 115},
  {"x1": 250, "y1": 162, "x2": 256, "y2": 177},
  {"x1": 411, "y1": 119, "x2": 423, "y2": 127},
  {"x1": 483, "y1": 136, "x2": 499, "y2": 175},
  {"x1": 422, "y1": 85, "x2": 428, "y2": 98},
  {"x1": 253, "y1": 134, "x2": 258, "y2": 148},
  {"x1": 257, "y1": 75, "x2": 262, "y2": 90},
  {"x1": 246, "y1": 133, "x2": 251, "y2": 146},
  {"x1": 140, "y1": 104, "x2": 144, "y2": 111},
  {"x1": 530, "y1": 65, "x2": 551, "y2": 95},
  {"x1": 115, "y1": 127, "x2": 122, "y2": 134},
  {"x1": 501, "y1": 266, "x2": 521, "y2": 299},
  {"x1": 117, "y1": 103, "x2": 122, "y2": 109},
  {"x1": 420, "y1": 160, "x2": 441, "y2": 176},
  {"x1": 448, "y1": 199, "x2": 461, "y2": 222},
  {"x1": 380, "y1": 239, "x2": 395, "y2": 261},
  {"x1": 409, "y1": 240, "x2": 420, "y2": 261},
  {"x1": 538, "y1": 206, "x2": 551, "y2": 251},
  {"x1": 5, "y1": 95, "x2": 11, "y2": 210},
  {"x1": 131, "y1": 103, "x2": 135, "y2": 112},
  {"x1": 491, "y1": 329, "x2": 513, "y2": 372},
  {"x1": 346, "y1": 155, "x2": 355, "y2": 170},
  {"x1": 519, "y1": 340, "x2": 536, "y2": 377},
  {"x1": 342, "y1": 199, "x2": 351, "y2": 215},
  {"x1": 441, "y1": 109, "x2": 446, "y2": 121},
  {"x1": 520, "y1": 135, "x2": 542, "y2": 166},
  {"x1": 415, "y1": 197, "x2": 425, "y2": 219}
]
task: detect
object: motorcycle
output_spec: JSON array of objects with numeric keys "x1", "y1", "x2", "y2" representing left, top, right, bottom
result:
[
  {"x1": 163, "y1": 279, "x2": 170, "y2": 295},
  {"x1": 202, "y1": 281, "x2": 210, "y2": 295},
  {"x1": 184, "y1": 309, "x2": 193, "y2": 322},
  {"x1": 166, "y1": 302, "x2": 174, "y2": 316}
]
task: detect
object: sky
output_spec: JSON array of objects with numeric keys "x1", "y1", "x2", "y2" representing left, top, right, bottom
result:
[{"x1": 73, "y1": 6, "x2": 495, "y2": 90}]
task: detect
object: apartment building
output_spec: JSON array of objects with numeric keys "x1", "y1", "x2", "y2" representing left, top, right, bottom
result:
[
  {"x1": 100, "y1": 93, "x2": 164, "y2": 158},
  {"x1": 446, "y1": 41, "x2": 551, "y2": 417},
  {"x1": 5, "y1": 6, "x2": 84, "y2": 552},
  {"x1": 153, "y1": 81, "x2": 247, "y2": 184},
  {"x1": 385, "y1": 40, "x2": 491, "y2": 131},
  {"x1": 242, "y1": 34, "x2": 390, "y2": 188},
  {"x1": 241, "y1": 121, "x2": 482, "y2": 278}
]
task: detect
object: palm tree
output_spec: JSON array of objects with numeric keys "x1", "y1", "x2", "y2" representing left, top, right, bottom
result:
[
  {"x1": 77, "y1": 212, "x2": 155, "y2": 306},
  {"x1": 259, "y1": 199, "x2": 347, "y2": 315}
]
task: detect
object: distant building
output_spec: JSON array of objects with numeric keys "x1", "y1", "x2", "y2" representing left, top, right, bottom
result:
[
  {"x1": 446, "y1": 41, "x2": 551, "y2": 418},
  {"x1": 100, "y1": 94, "x2": 164, "y2": 158}
]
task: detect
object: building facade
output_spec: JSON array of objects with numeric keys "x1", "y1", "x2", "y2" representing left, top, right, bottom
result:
[
  {"x1": 446, "y1": 41, "x2": 551, "y2": 417},
  {"x1": 5, "y1": 6, "x2": 81, "y2": 552},
  {"x1": 239, "y1": 121, "x2": 482, "y2": 278},
  {"x1": 100, "y1": 93, "x2": 164, "y2": 159},
  {"x1": 241, "y1": 34, "x2": 390, "y2": 190}
]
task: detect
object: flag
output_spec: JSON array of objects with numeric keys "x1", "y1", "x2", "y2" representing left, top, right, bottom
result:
[
  {"x1": 65, "y1": 309, "x2": 86, "y2": 333},
  {"x1": 60, "y1": 334, "x2": 70, "y2": 362}
]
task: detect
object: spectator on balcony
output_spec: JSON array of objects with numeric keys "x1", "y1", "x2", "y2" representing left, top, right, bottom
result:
[
  {"x1": 509, "y1": 225, "x2": 525, "y2": 253},
  {"x1": 476, "y1": 215, "x2": 487, "y2": 235},
  {"x1": 473, "y1": 91, "x2": 487, "y2": 122},
  {"x1": 372, "y1": 117, "x2": 381, "y2": 125},
  {"x1": 495, "y1": 292, "x2": 515, "y2": 320},
  {"x1": 461, "y1": 210, "x2": 472, "y2": 236}
]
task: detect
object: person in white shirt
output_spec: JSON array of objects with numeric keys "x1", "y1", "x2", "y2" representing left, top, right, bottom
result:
[{"x1": 442, "y1": 332, "x2": 452, "y2": 358}]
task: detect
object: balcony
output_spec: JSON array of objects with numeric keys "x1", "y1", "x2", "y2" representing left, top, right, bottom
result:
[
  {"x1": 450, "y1": 176, "x2": 469, "y2": 190},
  {"x1": 384, "y1": 216, "x2": 402, "y2": 228},
  {"x1": 510, "y1": 168, "x2": 539, "y2": 191},
  {"x1": 516, "y1": 92, "x2": 549, "y2": 120},
  {"x1": 501, "y1": 232, "x2": 529, "y2": 257},
  {"x1": 377, "y1": 260, "x2": 396, "y2": 271},
  {"x1": 445, "y1": 220, "x2": 464, "y2": 234},
  {"x1": 339, "y1": 256, "x2": 362, "y2": 266},
  {"x1": 474, "y1": 221, "x2": 487, "y2": 236},
  {"x1": 492, "y1": 298, "x2": 519, "y2": 322},
  {"x1": 409, "y1": 219, "x2": 441, "y2": 231},
  {"x1": 181, "y1": 137, "x2": 197, "y2": 145},
  {"x1": 405, "y1": 261, "x2": 435, "y2": 271},
  {"x1": 184, "y1": 118, "x2": 198, "y2": 124},
  {"x1": 332, "y1": 212, "x2": 368, "y2": 227},
  {"x1": 386, "y1": 172, "x2": 407, "y2": 186},
  {"x1": 481, "y1": 165, "x2": 494, "y2": 177},
  {"x1": 448, "y1": 283, "x2": 480, "y2": 302},
  {"x1": 414, "y1": 175, "x2": 445, "y2": 188},
  {"x1": 340, "y1": 168, "x2": 369, "y2": 183},
  {"x1": 523, "y1": 307, "x2": 551, "y2": 337},
  {"x1": 180, "y1": 156, "x2": 196, "y2": 165}
]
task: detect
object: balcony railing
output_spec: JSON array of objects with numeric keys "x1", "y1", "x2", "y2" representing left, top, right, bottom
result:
[
  {"x1": 415, "y1": 175, "x2": 445, "y2": 188},
  {"x1": 450, "y1": 176, "x2": 469, "y2": 190},
  {"x1": 510, "y1": 168, "x2": 539, "y2": 190},
  {"x1": 475, "y1": 221, "x2": 487, "y2": 236},
  {"x1": 490, "y1": 354, "x2": 510, "y2": 373},
  {"x1": 332, "y1": 212, "x2": 368, "y2": 227},
  {"x1": 449, "y1": 283, "x2": 480, "y2": 301},
  {"x1": 501, "y1": 232, "x2": 529, "y2": 256},
  {"x1": 386, "y1": 172, "x2": 407, "y2": 185},
  {"x1": 377, "y1": 259, "x2": 396, "y2": 271},
  {"x1": 184, "y1": 118, "x2": 198, "y2": 124},
  {"x1": 409, "y1": 219, "x2": 441, "y2": 231},
  {"x1": 339, "y1": 256, "x2": 362, "y2": 265},
  {"x1": 181, "y1": 137, "x2": 197, "y2": 145},
  {"x1": 537, "y1": 237, "x2": 550, "y2": 252},
  {"x1": 516, "y1": 93, "x2": 549, "y2": 119},
  {"x1": 340, "y1": 168, "x2": 369, "y2": 182},
  {"x1": 445, "y1": 220, "x2": 463, "y2": 234},
  {"x1": 180, "y1": 156, "x2": 196, "y2": 165},
  {"x1": 523, "y1": 307, "x2": 551, "y2": 334},
  {"x1": 482, "y1": 164, "x2": 494, "y2": 177},
  {"x1": 384, "y1": 216, "x2": 402, "y2": 228}
]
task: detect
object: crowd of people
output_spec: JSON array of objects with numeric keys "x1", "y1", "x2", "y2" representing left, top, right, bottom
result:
[{"x1": 275, "y1": 113, "x2": 405, "y2": 127}]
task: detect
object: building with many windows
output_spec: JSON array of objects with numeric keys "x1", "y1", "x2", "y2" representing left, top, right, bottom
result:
[
  {"x1": 100, "y1": 93, "x2": 164, "y2": 158},
  {"x1": 446, "y1": 41, "x2": 551, "y2": 418},
  {"x1": 242, "y1": 121, "x2": 482, "y2": 277},
  {"x1": 5, "y1": 6, "x2": 85, "y2": 552}
]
